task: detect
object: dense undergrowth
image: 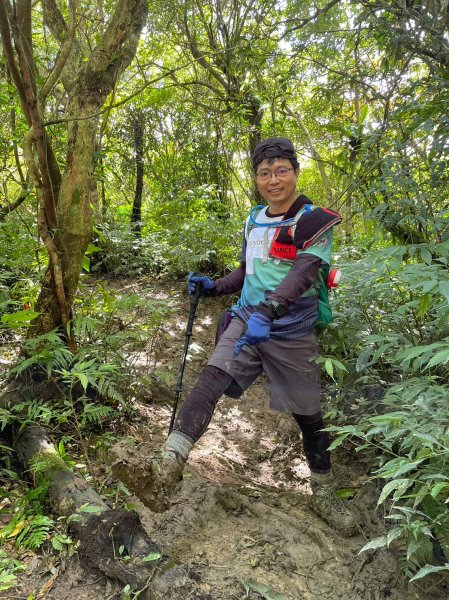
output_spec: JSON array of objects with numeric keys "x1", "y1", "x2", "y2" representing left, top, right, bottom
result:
[{"x1": 321, "y1": 239, "x2": 449, "y2": 581}]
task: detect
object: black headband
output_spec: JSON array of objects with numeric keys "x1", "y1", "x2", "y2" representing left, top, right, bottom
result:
[{"x1": 252, "y1": 137, "x2": 297, "y2": 169}]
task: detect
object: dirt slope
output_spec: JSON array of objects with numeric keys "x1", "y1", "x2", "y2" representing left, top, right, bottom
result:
[{"x1": 6, "y1": 282, "x2": 447, "y2": 599}]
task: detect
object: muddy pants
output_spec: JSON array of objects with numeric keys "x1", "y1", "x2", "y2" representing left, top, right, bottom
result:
[{"x1": 174, "y1": 317, "x2": 331, "y2": 474}]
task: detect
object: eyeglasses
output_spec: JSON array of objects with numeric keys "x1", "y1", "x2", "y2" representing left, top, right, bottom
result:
[{"x1": 255, "y1": 167, "x2": 295, "y2": 181}]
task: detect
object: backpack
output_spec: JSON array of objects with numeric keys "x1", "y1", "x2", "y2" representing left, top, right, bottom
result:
[{"x1": 314, "y1": 266, "x2": 333, "y2": 335}]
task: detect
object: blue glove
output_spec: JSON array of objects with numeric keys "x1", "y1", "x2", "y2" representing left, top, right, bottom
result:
[
  {"x1": 187, "y1": 272, "x2": 215, "y2": 296},
  {"x1": 234, "y1": 312, "x2": 272, "y2": 356}
]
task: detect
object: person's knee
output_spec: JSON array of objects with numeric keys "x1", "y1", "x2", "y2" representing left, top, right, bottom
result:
[
  {"x1": 292, "y1": 411, "x2": 324, "y2": 431},
  {"x1": 223, "y1": 378, "x2": 244, "y2": 399},
  {"x1": 203, "y1": 365, "x2": 244, "y2": 399}
]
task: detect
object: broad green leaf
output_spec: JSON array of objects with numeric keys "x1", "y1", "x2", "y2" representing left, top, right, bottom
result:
[
  {"x1": 431, "y1": 482, "x2": 448, "y2": 499},
  {"x1": 417, "y1": 294, "x2": 430, "y2": 318},
  {"x1": 51, "y1": 534, "x2": 73, "y2": 550},
  {"x1": 359, "y1": 536, "x2": 387, "y2": 553},
  {"x1": 413, "y1": 483, "x2": 430, "y2": 508},
  {"x1": 426, "y1": 349, "x2": 449, "y2": 370},
  {"x1": 336, "y1": 488, "x2": 356, "y2": 499},
  {"x1": 412, "y1": 432, "x2": 439, "y2": 446},
  {"x1": 356, "y1": 347, "x2": 374, "y2": 372},
  {"x1": 328, "y1": 434, "x2": 348, "y2": 451},
  {"x1": 439, "y1": 281, "x2": 449, "y2": 306},
  {"x1": 386, "y1": 528, "x2": 403, "y2": 547},
  {"x1": 142, "y1": 553, "x2": 161, "y2": 562},
  {"x1": 78, "y1": 373, "x2": 89, "y2": 391},
  {"x1": 82, "y1": 256, "x2": 90, "y2": 272},
  {"x1": 420, "y1": 248, "x2": 432, "y2": 265},
  {"x1": 1, "y1": 310, "x2": 40, "y2": 329},
  {"x1": 409, "y1": 564, "x2": 449, "y2": 582},
  {"x1": 324, "y1": 358, "x2": 334, "y2": 380},
  {"x1": 376, "y1": 458, "x2": 424, "y2": 479},
  {"x1": 78, "y1": 504, "x2": 105, "y2": 514},
  {"x1": 368, "y1": 413, "x2": 405, "y2": 425},
  {"x1": 377, "y1": 479, "x2": 412, "y2": 506},
  {"x1": 407, "y1": 539, "x2": 422, "y2": 561}
]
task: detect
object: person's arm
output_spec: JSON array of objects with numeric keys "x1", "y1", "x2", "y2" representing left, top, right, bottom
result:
[
  {"x1": 256, "y1": 253, "x2": 321, "y2": 319},
  {"x1": 208, "y1": 262, "x2": 246, "y2": 296}
]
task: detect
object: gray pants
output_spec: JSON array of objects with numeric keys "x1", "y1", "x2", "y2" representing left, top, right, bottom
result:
[{"x1": 208, "y1": 316, "x2": 321, "y2": 415}]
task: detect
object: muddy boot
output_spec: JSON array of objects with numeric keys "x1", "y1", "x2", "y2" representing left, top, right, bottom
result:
[
  {"x1": 111, "y1": 431, "x2": 193, "y2": 513},
  {"x1": 310, "y1": 471, "x2": 358, "y2": 537}
]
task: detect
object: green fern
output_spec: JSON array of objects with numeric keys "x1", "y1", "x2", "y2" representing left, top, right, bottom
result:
[
  {"x1": 16, "y1": 515, "x2": 53, "y2": 550},
  {"x1": 0, "y1": 548, "x2": 25, "y2": 592},
  {"x1": 1, "y1": 514, "x2": 54, "y2": 551},
  {"x1": 71, "y1": 315, "x2": 102, "y2": 341},
  {"x1": 81, "y1": 402, "x2": 115, "y2": 426}
]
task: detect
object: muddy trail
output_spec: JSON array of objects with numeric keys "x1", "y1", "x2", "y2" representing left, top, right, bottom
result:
[{"x1": 4, "y1": 281, "x2": 447, "y2": 600}]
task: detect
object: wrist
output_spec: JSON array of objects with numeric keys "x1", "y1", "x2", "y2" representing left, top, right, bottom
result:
[
  {"x1": 258, "y1": 299, "x2": 287, "y2": 320},
  {"x1": 204, "y1": 280, "x2": 216, "y2": 295}
]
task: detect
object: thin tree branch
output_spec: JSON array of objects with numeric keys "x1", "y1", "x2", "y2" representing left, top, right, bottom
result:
[
  {"x1": 44, "y1": 62, "x2": 214, "y2": 126},
  {"x1": 283, "y1": 104, "x2": 333, "y2": 202},
  {"x1": 0, "y1": 185, "x2": 30, "y2": 221},
  {"x1": 183, "y1": 2, "x2": 228, "y2": 90},
  {"x1": 282, "y1": 0, "x2": 342, "y2": 38},
  {"x1": 0, "y1": 0, "x2": 29, "y2": 120},
  {"x1": 39, "y1": 0, "x2": 76, "y2": 105}
]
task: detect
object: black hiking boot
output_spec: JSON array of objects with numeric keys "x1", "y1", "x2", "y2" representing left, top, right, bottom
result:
[
  {"x1": 111, "y1": 432, "x2": 193, "y2": 513},
  {"x1": 310, "y1": 471, "x2": 358, "y2": 537}
]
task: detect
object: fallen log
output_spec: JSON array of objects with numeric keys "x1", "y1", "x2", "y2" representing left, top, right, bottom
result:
[{"x1": 3, "y1": 397, "x2": 200, "y2": 598}]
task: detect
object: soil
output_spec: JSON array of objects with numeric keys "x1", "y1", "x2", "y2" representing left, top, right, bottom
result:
[{"x1": 2, "y1": 280, "x2": 448, "y2": 600}]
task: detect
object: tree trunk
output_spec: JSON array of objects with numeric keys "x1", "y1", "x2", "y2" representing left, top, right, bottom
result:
[
  {"x1": 131, "y1": 108, "x2": 145, "y2": 237},
  {"x1": 0, "y1": 0, "x2": 150, "y2": 339}
]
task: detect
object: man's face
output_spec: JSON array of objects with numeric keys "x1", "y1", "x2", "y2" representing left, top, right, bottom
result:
[{"x1": 254, "y1": 158, "x2": 299, "y2": 210}]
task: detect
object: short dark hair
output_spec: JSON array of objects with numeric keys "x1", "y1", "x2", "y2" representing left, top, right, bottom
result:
[{"x1": 255, "y1": 156, "x2": 299, "y2": 173}]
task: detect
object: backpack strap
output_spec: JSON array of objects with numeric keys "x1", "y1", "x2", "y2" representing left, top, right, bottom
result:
[
  {"x1": 245, "y1": 195, "x2": 313, "y2": 240},
  {"x1": 284, "y1": 206, "x2": 341, "y2": 250}
]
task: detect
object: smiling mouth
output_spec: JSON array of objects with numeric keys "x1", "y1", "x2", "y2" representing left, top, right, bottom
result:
[{"x1": 269, "y1": 188, "x2": 283, "y2": 193}]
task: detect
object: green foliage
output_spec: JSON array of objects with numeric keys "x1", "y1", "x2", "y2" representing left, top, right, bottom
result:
[
  {"x1": 0, "y1": 549, "x2": 25, "y2": 592},
  {"x1": 7, "y1": 284, "x2": 175, "y2": 434},
  {"x1": 0, "y1": 478, "x2": 53, "y2": 551},
  {"x1": 11, "y1": 331, "x2": 73, "y2": 380},
  {"x1": 0, "y1": 474, "x2": 74, "y2": 593},
  {"x1": 147, "y1": 185, "x2": 243, "y2": 276},
  {"x1": 323, "y1": 241, "x2": 449, "y2": 580},
  {"x1": 90, "y1": 223, "x2": 166, "y2": 277},
  {"x1": 321, "y1": 241, "x2": 449, "y2": 386},
  {"x1": 93, "y1": 185, "x2": 244, "y2": 277}
]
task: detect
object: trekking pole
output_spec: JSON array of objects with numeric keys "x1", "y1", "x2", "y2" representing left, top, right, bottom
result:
[{"x1": 169, "y1": 285, "x2": 202, "y2": 434}]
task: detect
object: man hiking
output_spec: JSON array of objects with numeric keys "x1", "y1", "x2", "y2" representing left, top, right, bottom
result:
[{"x1": 114, "y1": 137, "x2": 357, "y2": 537}]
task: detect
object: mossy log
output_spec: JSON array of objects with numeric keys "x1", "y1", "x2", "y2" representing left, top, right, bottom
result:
[
  {"x1": 5, "y1": 414, "x2": 200, "y2": 597},
  {"x1": 14, "y1": 425, "x2": 161, "y2": 590}
]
